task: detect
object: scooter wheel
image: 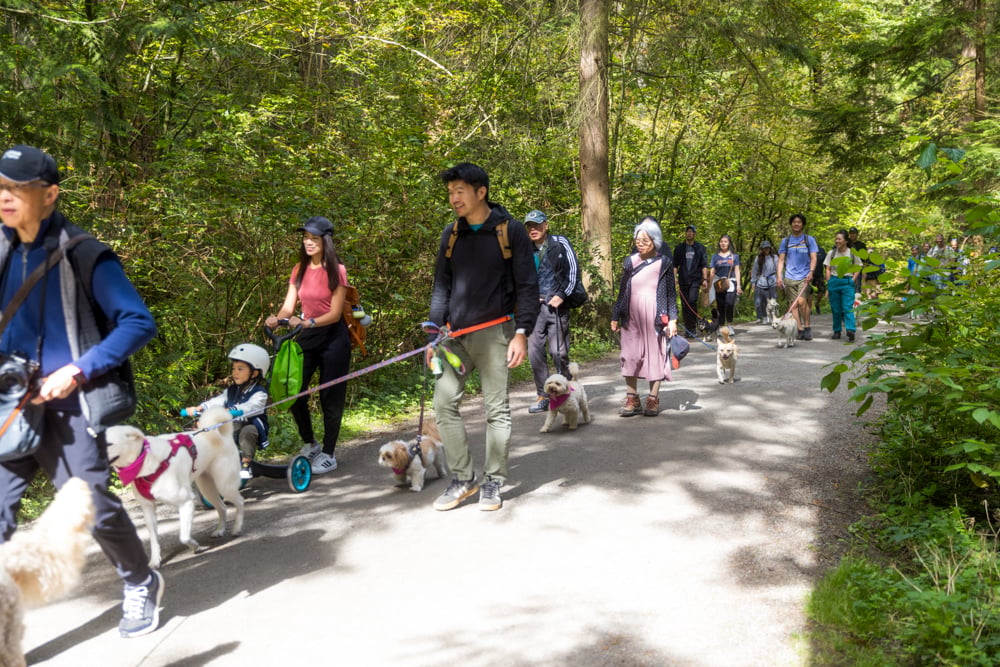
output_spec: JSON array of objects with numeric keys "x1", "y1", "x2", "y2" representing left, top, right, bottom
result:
[{"x1": 287, "y1": 455, "x2": 312, "y2": 493}]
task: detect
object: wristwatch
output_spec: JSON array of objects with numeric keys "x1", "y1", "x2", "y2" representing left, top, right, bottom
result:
[
  {"x1": 309, "y1": 318, "x2": 316, "y2": 328},
  {"x1": 71, "y1": 367, "x2": 86, "y2": 386}
]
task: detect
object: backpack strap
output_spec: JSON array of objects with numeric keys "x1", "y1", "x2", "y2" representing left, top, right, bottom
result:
[
  {"x1": 495, "y1": 220, "x2": 511, "y2": 260},
  {"x1": 444, "y1": 223, "x2": 459, "y2": 259},
  {"x1": 444, "y1": 220, "x2": 512, "y2": 260}
]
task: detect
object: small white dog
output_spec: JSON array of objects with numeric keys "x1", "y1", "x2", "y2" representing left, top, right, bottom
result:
[
  {"x1": 377, "y1": 419, "x2": 449, "y2": 492},
  {"x1": 766, "y1": 297, "x2": 780, "y2": 326},
  {"x1": 772, "y1": 313, "x2": 798, "y2": 348},
  {"x1": 540, "y1": 362, "x2": 591, "y2": 432},
  {"x1": 105, "y1": 407, "x2": 245, "y2": 568},
  {"x1": 0, "y1": 478, "x2": 94, "y2": 667},
  {"x1": 716, "y1": 327, "x2": 739, "y2": 384}
]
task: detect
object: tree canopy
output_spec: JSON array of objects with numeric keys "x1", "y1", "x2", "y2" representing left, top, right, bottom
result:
[{"x1": 2, "y1": 0, "x2": 998, "y2": 422}]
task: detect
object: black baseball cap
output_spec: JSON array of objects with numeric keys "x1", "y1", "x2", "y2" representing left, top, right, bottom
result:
[
  {"x1": 0, "y1": 145, "x2": 60, "y2": 184},
  {"x1": 685, "y1": 224, "x2": 696, "y2": 232},
  {"x1": 298, "y1": 216, "x2": 334, "y2": 236}
]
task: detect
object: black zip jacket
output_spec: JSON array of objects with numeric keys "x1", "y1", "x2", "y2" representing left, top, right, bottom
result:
[{"x1": 429, "y1": 203, "x2": 540, "y2": 334}]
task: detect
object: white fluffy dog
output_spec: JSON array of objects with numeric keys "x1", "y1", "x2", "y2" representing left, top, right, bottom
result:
[
  {"x1": 716, "y1": 327, "x2": 739, "y2": 384},
  {"x1": 377, "y1": 419, "x2": 449, "y2": 492},
  {"x1": 772, "y1": 313, "x2": 798, "y2": 348},
  {"x1": 0, "y1": 478, "x2": 95, "y2": 667},
  {"x1": 105, "y1": 407, "x2": 244, "y2": 568},
  {"x1": 766, "y1": 297, "x2": 780, "y2": 326},
  {"x1": 540, "y1": 362, "x2": 591, "y2": 432}
]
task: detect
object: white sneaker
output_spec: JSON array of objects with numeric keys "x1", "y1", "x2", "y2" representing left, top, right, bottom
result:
[
  {"x1": 298, "y1": 442, "x2": 321, "y2": 461},
  {"x1": 311, "y1": 452, "x2": 338, "y2": 474}
]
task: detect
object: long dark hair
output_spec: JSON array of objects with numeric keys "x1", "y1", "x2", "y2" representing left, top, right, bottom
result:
[
  {"x1": 756, "y1": 244, "x2": 772, "y2": 274},
  {"x1": 293, "y1": 234, "x2": 342, "y2": 291}
]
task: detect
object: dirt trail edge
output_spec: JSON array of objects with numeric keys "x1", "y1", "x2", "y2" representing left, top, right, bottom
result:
[{"x1": 24, "y1": 313, "x2": 874, "y2": 667}]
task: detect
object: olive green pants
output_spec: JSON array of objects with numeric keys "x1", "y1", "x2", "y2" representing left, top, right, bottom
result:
[{"x1": 432, "y1": 321, "x2": 513, "y2": 484}]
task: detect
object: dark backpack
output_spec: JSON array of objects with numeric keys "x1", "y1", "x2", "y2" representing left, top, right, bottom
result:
[{"x1": 558, "y1": 237, "x2": 588, "y2": 309}]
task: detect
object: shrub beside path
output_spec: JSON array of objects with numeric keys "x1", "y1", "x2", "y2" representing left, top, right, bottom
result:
[{"x1": 24, "y1": 313, "x2": 874, "y2": 666}]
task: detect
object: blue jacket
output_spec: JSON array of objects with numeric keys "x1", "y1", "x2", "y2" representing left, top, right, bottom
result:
[
  {"x1": 0, "y1": 212, "x2": 156, "y2": 413},
  {"x1": 535, "y1": 234, "x2": 580, "y2": 304}
]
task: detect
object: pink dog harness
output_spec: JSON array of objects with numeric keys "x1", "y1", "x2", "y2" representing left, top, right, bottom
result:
[
  {"x1": 548, "y1": 386, "x2": 574, "y2": 411},
  {"x1": 116, "y1": 434, "x2": 198, "y2": 501}
]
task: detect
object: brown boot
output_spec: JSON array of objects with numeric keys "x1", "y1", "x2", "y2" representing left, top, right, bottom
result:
[
  {"x1": 643, "y1": 395, "x2": 660, "y2": 416},
  {"x1": 619, "y1": 393, "x2": 641, "y2": 417}
]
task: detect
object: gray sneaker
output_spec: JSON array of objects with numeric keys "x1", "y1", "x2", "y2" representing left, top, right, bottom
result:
[
  {"x1": 298, "y1": 442, "x2": 321, "y2": 461},
  {"x1": 478, "y1": 478, "x2": 503, "y2": 511},
  {"x1": 119, "y1": 570, "x2": 164, "y2": 638},
  {"x1": 433, "y1": 477, "x2": 479, "y2": 511},
  {"x1": 528, "y1": 397, "x2": 549, "y2": 414}
]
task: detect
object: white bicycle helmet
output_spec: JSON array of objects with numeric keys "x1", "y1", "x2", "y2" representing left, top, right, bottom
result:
[{"x1": 228, "y1": 343, "x2": 270, "y2": 377}]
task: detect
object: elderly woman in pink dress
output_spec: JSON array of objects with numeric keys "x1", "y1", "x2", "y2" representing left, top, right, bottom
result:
[{"x1": 611, "y1": 217, "x2": 678, "y2": 417}]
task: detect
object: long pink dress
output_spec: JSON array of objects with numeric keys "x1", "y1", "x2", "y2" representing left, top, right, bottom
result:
[{"x1": 620, "y1": 256, "x2": 672, "y2": 382}]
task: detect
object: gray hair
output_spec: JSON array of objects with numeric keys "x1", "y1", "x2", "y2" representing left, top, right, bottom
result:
[{"x1": 634, "y1": 216, "x2": 663, "y2": 251}]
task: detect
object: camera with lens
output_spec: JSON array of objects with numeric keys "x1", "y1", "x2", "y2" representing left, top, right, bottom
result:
[{"x1": 0, "y1": 353, "x2": 40, "y2": 399}]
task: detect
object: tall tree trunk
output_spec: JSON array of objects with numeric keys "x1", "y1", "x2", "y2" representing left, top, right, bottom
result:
[
  {"x1": 579, "y1": 0, "x2": 612, "y2": 292},
  {"x1": 962, "y1": 0, "x2": 986, "y2": 122}
]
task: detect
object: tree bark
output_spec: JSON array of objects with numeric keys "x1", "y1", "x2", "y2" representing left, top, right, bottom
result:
[
  {"x1": 961, "y1": 0, "x2": 986, "y2": 122},
  {"x1": 579, "y1": 0, "x2": 613, "y2": 292}
]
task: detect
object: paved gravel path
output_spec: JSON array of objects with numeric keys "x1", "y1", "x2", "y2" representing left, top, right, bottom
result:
[{"x1": 23, "y1": 313, "x2": 874, "y2": 666}]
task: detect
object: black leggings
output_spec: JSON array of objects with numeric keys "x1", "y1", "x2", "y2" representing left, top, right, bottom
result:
[
  {"x1": 717, "y1": 289, "x2": 738, "y2": 326},
  {"x1": 291, "y1": 320, "x2": 352, "y2": 454}
]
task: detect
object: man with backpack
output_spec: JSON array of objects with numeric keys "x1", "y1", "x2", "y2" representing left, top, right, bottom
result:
[
  {"x1": 777, "y1": 213, "x2": 819, "y2": 340},
  {"x1": 524, "y1": 210, "x2": 584, "y2": 414},
  {"x1": 0, "y1": 145, "x2": 163, "y2": 638},
  {"x1": 427, "y1": 163, "x2": 539, "y2": 512}
]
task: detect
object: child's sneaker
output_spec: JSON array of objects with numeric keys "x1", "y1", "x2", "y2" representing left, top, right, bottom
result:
[
  {"x1": 311, "y1": 452, "x2": 337, "y2": 474},
  {"x1": 240, "y1": 462, "x2": 252, "y2": 481},
  {"x1": 298, "y1": 442, "x2": 321, "y2": 461}
]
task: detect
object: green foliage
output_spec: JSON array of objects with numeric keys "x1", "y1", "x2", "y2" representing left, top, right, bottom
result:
[{"x1": 809, "y1": 509, "x2": 1000, "y2": 665}]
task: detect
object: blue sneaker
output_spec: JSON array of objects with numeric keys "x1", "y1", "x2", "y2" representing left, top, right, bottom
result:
[{"x1": 119, "y1": 570, "x2": 164, "y2": 638}]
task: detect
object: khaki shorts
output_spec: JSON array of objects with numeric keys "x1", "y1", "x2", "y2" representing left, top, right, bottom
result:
[{"x1": 783, "y1": 278, "x2": 812, "y2": 304}]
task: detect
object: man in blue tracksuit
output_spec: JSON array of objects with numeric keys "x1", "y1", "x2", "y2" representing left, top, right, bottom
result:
[
  {"x1": 524, "y1": 209, "x2": 581, "y2": 414},
  {"x1": 0, "y1": 145, "x2": 162, "y2": 638}
]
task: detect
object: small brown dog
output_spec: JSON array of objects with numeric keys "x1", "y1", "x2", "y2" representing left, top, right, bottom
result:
[
  {"x1": 377, "y1": 419, "x2": 449, "y2": 491},
  {"x1": 716, "y1": 326, "x2": 739, "y2": 384}
]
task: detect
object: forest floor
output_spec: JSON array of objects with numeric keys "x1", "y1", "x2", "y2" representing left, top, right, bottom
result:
[{"x1": 23, "y1": 311, "x2": 877, "y2": 666}]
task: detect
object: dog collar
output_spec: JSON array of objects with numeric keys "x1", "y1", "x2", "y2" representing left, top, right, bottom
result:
[
  {"x1": 130, "y1": 435, "x2": 198, "y2": 501},
  {"x1": 548, "y1": 387, "x2": 574, "y2": 410}
]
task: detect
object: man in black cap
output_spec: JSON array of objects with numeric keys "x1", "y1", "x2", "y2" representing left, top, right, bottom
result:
[
  {"x1": 672, "y1": 224, "x2": 709, "y2": 337},
  {"x1": 0, "y1": 144, "x2": 163, "y2": 637}
]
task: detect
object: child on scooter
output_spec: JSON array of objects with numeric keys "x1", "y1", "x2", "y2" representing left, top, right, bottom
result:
[{"x1": 184, "y1": 343, "x2": 270, "y2": 480}]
